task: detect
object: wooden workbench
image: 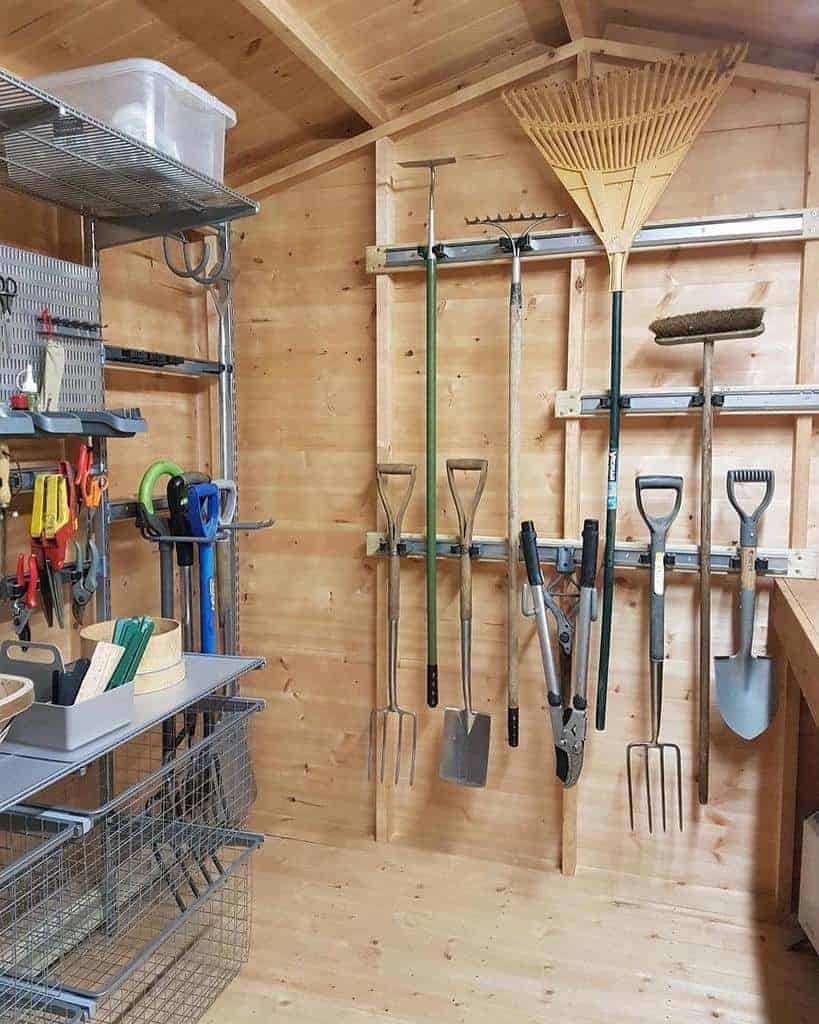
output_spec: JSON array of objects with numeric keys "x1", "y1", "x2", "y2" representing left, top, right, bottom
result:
[{"x1": 771, "y1": 579, "x2": 819, "y2": 913}]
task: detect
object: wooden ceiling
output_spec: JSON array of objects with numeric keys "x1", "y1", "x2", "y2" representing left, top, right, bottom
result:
[{"x1": 2, "y1": 1, "x2": 817, "y2": 190}]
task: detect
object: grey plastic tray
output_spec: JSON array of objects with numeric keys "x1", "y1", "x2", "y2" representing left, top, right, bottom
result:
[{"x1": 7, "y1": 682, "x2": 135, "y2": 751}]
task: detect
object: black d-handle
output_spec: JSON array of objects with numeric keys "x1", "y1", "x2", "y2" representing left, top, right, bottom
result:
[
  {"x1": 167, "y1": 475, "x2": 194, "y2": 568},
  {"x1": 520, "y1": 521, "x2": 543, "y2": 588},
  {"x1": 635, "y1": 475, "x2": 683, "y2": 539},
  {"x1": 726, "y1": 469, "x2": 774, "y2": 547}
]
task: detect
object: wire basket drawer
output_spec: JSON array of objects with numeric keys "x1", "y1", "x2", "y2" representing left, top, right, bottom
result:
[
  {"x1": 53, "y1": 823, "x2": 260, "y2": 1023},
  {"x1": 40, "y1": 696, "x2": 263, "y2": 831},
  {"x1": 0, "y1": 810, "x2": 84, "y2": 1024}
]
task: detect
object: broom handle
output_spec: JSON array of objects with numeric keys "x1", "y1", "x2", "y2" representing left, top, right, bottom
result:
[
  {"x1": 595, "y1": 289, "x2": 623, "y2": 731},
  {"x1": 507, "y1": 270, "x2": 523, "y2": 747},
  {"x1": 699, "y1": 341, "x2": 713, "y2": 805}
]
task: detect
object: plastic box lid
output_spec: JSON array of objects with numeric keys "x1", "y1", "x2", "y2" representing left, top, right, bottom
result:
[{"x1": 35, "y1": 58, "x2": 237, "y2": 129}]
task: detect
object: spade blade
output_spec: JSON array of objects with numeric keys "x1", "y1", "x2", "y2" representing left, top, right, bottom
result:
[
  {"x1": 439, "y1": 707, "x2": 490, "y2": 788},
  {"x1": 714, "y1": 653, "x2": 775, "y2": 740}
]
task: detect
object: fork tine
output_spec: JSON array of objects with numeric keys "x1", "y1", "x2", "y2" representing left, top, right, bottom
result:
[
  {"x1": 409, "y1": 713, "x2": 417, "y2": 786},
  {"x1": 673, "y1": 744, "x2": 684, "y2": 832},
  {"x1": 659, "y1": 746, "x2": 668, "y2": 833},
  {"x1": 367, "y1": 709, "x2": 376, "y2": 780},
  {"x1": 626, "y1": 744, "x2": 637, "y2": 832},
  {"x1": 644, "y1": 748, "x2": 653, "y2": 836},
  {"x1": 380, "y1": 712, "x2": 388, "y2": 783},
  {"x1": 395, "y1": 713, "x2": 404, "y2": 785}
]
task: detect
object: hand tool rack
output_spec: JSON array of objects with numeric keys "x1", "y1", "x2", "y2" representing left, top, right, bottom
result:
[{"x1": 0, "y1": 64, "x2": 264, "y2": 1023}]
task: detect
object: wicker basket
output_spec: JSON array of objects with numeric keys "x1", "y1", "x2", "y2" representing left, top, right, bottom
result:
[{"x1": 0, "y1": 673, "x2": 34, "y2": 742}]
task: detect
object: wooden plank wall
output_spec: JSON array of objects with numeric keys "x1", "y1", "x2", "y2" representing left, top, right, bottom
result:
[{"x1": 236, "y1": 68, "x2": 819, "y2": 899}]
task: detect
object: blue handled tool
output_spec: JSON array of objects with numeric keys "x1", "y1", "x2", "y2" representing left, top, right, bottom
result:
[{"x1": 186, "y1": 482, "x2": 220, "y2": 654}]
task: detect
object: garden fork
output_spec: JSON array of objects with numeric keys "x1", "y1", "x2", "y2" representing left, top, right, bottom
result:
[
  {"x1": 627, "y1": 475, "x2": 685, "y2": 834},
  {"x1": 369, "y1": 463, "x2": 417, "y2": 785}
]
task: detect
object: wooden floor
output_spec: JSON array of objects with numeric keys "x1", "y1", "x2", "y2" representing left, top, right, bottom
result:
[{"x1": 205, "y1": 837, "x2": 819, "y2": 1024}]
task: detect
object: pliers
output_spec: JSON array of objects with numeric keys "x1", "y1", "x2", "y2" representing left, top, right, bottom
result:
[{"x1": 521, "y1": 519, "x2": 599, "y2": 788}]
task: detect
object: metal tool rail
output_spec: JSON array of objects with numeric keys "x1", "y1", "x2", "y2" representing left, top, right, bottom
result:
[
  {"x1": 365, "y1": 531, "x2": 816, "y2": 579},
  {"x1": 367, "y1": 207, "x2": 819, "y2": 273},
  {"x1": 555, "y1": 385, "x2": 819, "y2": 417}
]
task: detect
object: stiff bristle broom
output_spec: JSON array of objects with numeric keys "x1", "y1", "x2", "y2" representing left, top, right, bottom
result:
[{"x1": 504, "y1": 43, "x2": 747, "y2": 730}]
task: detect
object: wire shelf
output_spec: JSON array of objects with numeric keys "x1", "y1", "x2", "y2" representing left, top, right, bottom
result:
[{"x1": 0, "y1": 67, "x2": 259, "y2": 248}]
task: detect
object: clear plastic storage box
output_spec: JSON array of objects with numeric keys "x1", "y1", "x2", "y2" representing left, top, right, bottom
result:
[{"x1": 34, "y1": 59, "x2": 237, "y2": 182}]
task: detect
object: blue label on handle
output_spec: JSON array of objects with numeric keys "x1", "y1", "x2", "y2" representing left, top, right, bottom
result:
[{"x1": 607, "y1": 449, "x2": 618, "y2": 508}]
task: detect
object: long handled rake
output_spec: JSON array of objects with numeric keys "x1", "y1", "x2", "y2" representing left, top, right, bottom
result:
[
  {"x1": 398, "y1": 157, "x2": 456, "y2": 711},
  {"x1": 504, "y1": 43, "x2": 747, "y2": 730},
  {"x1": 465, "y1": 211, "x2": 565, "y2": 747}
]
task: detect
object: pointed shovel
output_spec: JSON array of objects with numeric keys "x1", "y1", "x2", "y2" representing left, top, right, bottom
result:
[{"x1": 714, "y1": 469, "x2": 776, "y2": 740}]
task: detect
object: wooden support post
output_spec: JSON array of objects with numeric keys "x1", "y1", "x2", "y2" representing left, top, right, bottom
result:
[
  {"x1": 375, "y1": 137, "x2": 395, "y2": 843},
  {"x1": 776, "y1": 83, "x2": 818, "y2": 912},
  {"x1": 560, "y1": 50, "x2": 590, "y2": 878}
]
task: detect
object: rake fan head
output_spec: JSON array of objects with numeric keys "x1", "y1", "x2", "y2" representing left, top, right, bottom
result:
[{"x1": 504, "y1": 44, "x2": 748, "y2": 288}]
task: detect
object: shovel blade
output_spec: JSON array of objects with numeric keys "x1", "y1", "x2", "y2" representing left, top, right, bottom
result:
[
  {"x1": 439, "y1": 708, "x2": 490, "y2": 788},
  {"x1": 714, "y1": 653, "x2": 775, "y2": 740}
]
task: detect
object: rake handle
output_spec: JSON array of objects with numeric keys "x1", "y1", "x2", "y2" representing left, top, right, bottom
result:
[
  {"x1": 596, "y1": 289, "x2": 623, "y2": 730},
  {"x1": 508, "y1": 278, "x2": 524, "y2": 747}
]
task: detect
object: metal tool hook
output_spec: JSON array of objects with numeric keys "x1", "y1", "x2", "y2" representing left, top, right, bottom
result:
[{"x1": 163, "y1": 225, "x2": 230, "y2": 287}]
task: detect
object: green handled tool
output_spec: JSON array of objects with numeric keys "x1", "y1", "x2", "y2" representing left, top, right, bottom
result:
[{"x1": 398, "y1": 157, "x2": 455, "y2": 709}]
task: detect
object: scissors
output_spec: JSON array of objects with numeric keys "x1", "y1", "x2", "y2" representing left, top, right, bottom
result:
[{"x1": 0, "y1": 275, "x2": 18, "y2": 320}]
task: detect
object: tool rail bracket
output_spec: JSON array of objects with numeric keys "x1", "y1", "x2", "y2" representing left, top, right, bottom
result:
[
  {"x1": 366, "y1": 208, "x2": 818, "y2": 274},
  {"x1": 365, "y1": 532, "x2": 817, "y2": 580},
  {"x1": 554, "y1": 386, "x2": 819, "y2": 418}
]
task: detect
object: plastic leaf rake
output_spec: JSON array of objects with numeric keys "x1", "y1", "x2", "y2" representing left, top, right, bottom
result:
[
  {"x1": 503, "y1": 45, "x2": 747, "y2": 290},
  {"x1": 503, "y1": 44, "x2": 746, "y2": 730}
]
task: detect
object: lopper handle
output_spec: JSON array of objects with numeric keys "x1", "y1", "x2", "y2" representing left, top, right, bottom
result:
[
  {"x1": 635, "y1": 476, "x2": 683, "y2": 665},
  {"x1": 520, "y1": 521, "x2": 544, "y2": 588},
  {"x1": 580, "y1": 519, "x2": 599, "y2": 589}
]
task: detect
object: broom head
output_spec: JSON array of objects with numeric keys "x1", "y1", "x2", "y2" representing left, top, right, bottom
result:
[{"x1": 504, "y1": 44, "x2": 748, "y2": 289}]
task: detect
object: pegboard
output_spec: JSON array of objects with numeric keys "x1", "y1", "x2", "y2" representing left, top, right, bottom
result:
[{"x1": 0, "y1": 243, "x2": 103, "y2": 411}]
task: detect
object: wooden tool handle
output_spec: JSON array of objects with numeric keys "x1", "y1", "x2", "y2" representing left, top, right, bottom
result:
[
  {"x1": 446, "y1": 459, "x2": 488, "y2": 626},
  {"x1": 508, "y1": 286, "x2": 524, "y2": 746}
]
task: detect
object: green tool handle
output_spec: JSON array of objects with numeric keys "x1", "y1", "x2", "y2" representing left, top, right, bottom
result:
[
  {"x1": 138, "y1": 460, "x2": 184, "y2": 514},
  {"x1": 596, "y1": 289, "x2": 623, "y2": 731},
  {"x1": 426, "y1": 253, "x2": 438, "y2": 707}
]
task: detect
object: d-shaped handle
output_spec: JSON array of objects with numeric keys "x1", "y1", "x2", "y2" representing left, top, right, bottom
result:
[{"x1": 726, "y1": 469, "x2": 774, "y2": 547}]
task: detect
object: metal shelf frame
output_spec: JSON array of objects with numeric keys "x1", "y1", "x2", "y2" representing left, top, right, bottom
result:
[{"x1": 0, "y1": 65, "x2": 258, "y2": 249}]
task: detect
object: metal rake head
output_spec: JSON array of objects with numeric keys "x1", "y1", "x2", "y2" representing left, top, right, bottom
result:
[
  {"x1": 368, "y1": 706, "x2": 417, "y2": 786},
  {"x1": 626, "y1": 740, "x2": 683, "y2": 835}
]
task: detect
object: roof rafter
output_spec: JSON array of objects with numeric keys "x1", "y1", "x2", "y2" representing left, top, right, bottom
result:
[
  {"x1": 558, "y1": 0, "x2": 584, "y2": 41},
  {"x1": 237, "y1": 0, "x2": 389, "y2": 126},
  {"x1": 239, "y1": 39, "x2": 585, "y2": 195},
  {"x1": 237, "y1": 35, "x2": 816, "y2": 196}
]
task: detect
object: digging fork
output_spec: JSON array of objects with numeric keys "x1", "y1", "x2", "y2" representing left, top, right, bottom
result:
[
  {"x1": 627, "y1": 475, "x2": 685, "y2": 834},
  {"x1": 369, "y1": 463, "x2": 418, "y2": 785}
]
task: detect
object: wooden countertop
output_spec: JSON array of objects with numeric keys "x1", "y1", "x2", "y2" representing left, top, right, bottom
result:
[{"x1": 771, "y1": 579, "x2": 819, "y2": 725}]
